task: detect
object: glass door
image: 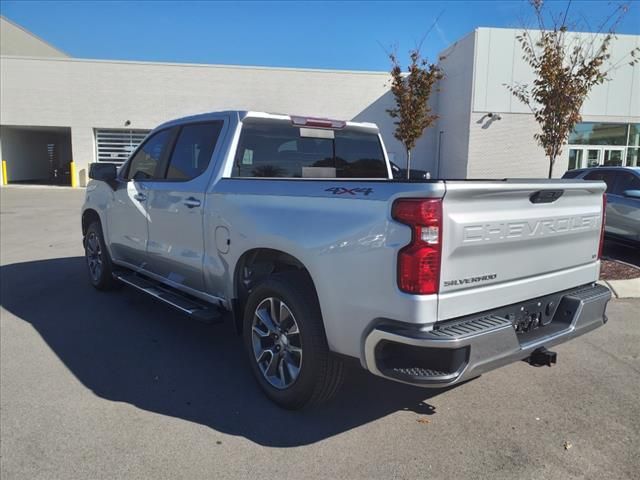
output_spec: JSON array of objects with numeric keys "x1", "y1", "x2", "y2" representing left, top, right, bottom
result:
[
  {"x1": 603, "y1": 148, "x2": 625, "y2": 166},
  {"x1": 566, "y1": 146, "x2": 628, "y2": 171},
  {"x1": 568, "y1": 148, "x2": 584, "y2": 170},
  {"x1": 586, "y1": 149, "x2": 601, "y2": 167}
]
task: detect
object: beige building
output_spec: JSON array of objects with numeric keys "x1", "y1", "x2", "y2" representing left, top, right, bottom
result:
[
  {"x1": 426, "y1": 28, "x2": 640, "y2": 179},
  {"x1": 1, "y1": 16, "x2": 638, "y2": 187}
]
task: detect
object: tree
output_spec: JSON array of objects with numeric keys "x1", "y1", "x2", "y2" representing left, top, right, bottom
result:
[
  {"x1": 507, "y1": 0, "x2": 639, "y2": 178},
  {"x1": 387, "y1": 49, "x2": 442, "y2": 179}
]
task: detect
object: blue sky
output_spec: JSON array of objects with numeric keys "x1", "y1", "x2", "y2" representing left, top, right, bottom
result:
[{"x1": 2, "y1": 1, "x2": 639, "y2": 71}]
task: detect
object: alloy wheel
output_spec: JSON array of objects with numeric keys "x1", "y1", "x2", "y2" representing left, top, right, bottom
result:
[
  {"x1": 251, "y1": 297, "x2": 303, "y2": 389},
  {"x1": 85, "y1": 231, "x2": 103, "y2": 282}
]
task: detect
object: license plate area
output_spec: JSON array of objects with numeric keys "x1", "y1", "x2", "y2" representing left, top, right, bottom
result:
[
  {"x1": 433, "y1": 284, "x2": 601, "y2": 346},
  {"x1": 436, "y1": 287, "x2": 580, "y2": 344},
  {"x1": 492, "y1": 288, "x2": 582, "y2": 345}
]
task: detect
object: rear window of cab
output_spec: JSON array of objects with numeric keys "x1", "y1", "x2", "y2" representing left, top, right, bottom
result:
[{"x1": 232, "y1": 119, "x2": 388, "y2": 179}]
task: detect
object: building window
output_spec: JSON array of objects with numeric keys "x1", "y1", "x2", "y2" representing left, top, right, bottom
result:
[
  {"x1": 95, "y1": 129, "x2": 151, "y2": 163},
  {"x1": 628, "y1": 124, "x2": 640, "y2": 147},
  {"x1": 567, "y1": 122, "x2": 628, "y2": 146},
  {"x1": 566, "y1": 123, "x2": 639, "y2": 170}
]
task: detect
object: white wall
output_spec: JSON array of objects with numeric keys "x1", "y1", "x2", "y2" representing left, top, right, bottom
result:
[
  {"x1": 467, "y1": 112, "x2": 548, "y2": 178},
  {"x1": 473, "y1": 28, "x2": 640, "y2": 116},
  {"x1": 466, "y1": 28, "x2": 640, "y2": 178},
  {"x1": 1, "y1": 56, "x2": 420, "y2": 185},
  {"x1": 427, "y1": 31, "x2": 476, "y2": 178}
]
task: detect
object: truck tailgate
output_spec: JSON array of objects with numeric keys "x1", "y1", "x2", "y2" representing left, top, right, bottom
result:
[{"x1": 438, "y1": 180, "x2": 606, "y2": 321}]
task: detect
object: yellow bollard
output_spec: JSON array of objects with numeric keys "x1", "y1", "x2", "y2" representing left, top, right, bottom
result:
[
  {"x1": 1, "y1": 160, "x2": 7, "y2": 185},
  {"x1": 69, "y1": 161, "x2": 77, "y2": 187}
]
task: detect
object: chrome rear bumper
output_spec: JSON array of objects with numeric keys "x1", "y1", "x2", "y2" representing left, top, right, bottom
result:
[{"x1": 363, "y1": 283, "x2": 611, "y2": 387}]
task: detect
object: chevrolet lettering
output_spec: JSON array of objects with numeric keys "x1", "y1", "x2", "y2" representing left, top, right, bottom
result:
[{"x1": 462, "y1": 214, "x2": 601, "y2": 244}]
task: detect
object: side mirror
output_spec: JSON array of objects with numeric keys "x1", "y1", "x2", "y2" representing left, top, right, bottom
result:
[
  {"x1": 623, "y1": 189, "x2": 640, "y2": 199},
  {"x1": 89, "y1": 163, "x2": 118, "y2": 182}
]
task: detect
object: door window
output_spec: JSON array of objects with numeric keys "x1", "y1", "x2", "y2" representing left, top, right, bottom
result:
[
  {"x1": 165, "y1": 122, "x2": 223, "y2": 180},
  {"x1": 584, "y1": 170, "x2": 617, "y2": 192},
  {"x1": 613, "y1": 173, "x2": 640, "y2": 195},
  {"x1": 126, "y1": 129, "x2": 173, "y2": 180}
]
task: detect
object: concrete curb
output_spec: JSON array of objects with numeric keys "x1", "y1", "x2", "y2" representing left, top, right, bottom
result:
[{"x1": 598, "y1": 278, "x2": 640, "y2": 299}]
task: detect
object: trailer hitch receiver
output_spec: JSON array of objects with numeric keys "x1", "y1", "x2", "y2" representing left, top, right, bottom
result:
[{"x1": 529, "y1": 347, "x2": 557, "y2": 367}]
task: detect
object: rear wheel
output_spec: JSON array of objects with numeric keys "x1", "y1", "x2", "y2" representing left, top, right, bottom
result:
[
  {"x1": 243, "y1": 272, "x2": 344, "y2": 409},
  {"x1": 84, "y1": 221, "x2": 118, "y2": 290}
]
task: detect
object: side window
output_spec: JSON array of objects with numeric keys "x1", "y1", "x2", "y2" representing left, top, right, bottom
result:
[
  {"x1": 613, "y1": 173, "x2": 640, "y2": 195},
  {"x1": 166, "y1": 122, "x2": 223, "y2": 180},
  {"x1": 126, "y1": 129, "x2": 172, "y2": 181},
  {"x1": 584, "y1": 171, "x2": 616, "y2": 192}
]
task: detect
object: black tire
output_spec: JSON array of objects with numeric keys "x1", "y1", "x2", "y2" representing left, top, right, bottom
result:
[
  {"x1": 243, "y1": 271, "x2": 344, "y2": 410},
  {"x1": 84, "y1": 221, "x2": 118, "y2": 291}
]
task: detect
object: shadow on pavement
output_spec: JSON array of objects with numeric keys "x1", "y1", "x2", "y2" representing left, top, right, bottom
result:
[
  {"x1": 603, "y1": 239, "x2": 640, "y2": 267},
  {"x1": 0, "y1": 256, "x2": 449, "y2": 447}
]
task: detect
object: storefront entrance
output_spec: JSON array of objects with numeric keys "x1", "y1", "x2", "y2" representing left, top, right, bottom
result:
[
  {"x1": 566, "y1": 122, "x2": 639, "y2": 171},
  {"x1": 567, "y1": 146, "x2": 626, "y2": 169}
]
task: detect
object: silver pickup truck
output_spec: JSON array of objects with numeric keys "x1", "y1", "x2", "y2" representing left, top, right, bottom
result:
[{"x1": 82, "y1": 111, "x2": 611, "y2": 409}]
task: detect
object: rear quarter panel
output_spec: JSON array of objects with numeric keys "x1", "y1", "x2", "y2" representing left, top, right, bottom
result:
[{"x1": 207, "y1": 179, "x2": 445, "y2": 358}]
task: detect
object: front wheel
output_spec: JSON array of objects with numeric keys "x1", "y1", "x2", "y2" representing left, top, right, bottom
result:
[
  {"x1": 84, "y1": 221, "x2": 118, "y2": 290},
  {"x1": 243, "y1": 272, "x2": 344, "y2": 409}
]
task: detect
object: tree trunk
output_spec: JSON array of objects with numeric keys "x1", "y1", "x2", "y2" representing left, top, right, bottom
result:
[
  {"x1": 406, "y1": 148, "x2": 412, "y2": 180},
  {"x1": 548, "y1": 156, "x2": 555, "y2": 179}
]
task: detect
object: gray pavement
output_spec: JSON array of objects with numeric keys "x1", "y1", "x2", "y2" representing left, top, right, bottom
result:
[{"x1": 1, "y1": 186, "x2": 639, "y2": 480}]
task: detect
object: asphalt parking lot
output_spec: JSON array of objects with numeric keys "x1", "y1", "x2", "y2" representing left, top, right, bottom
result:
[{"x1": 1, "y1": 186, "x2": 639, "y2": 480}]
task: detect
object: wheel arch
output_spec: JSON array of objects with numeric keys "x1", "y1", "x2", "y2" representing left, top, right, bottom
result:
[
  {"x1": 81, "y1": 208, "x2": 101, "y2": 236},
  {"x1": 232, "y1": 248, "x2": 319, "y2": 334}
]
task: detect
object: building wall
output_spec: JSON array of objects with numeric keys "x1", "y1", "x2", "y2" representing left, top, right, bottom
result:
[
  {"x1": 1, "y1": 56, "x2": 423, "y2": 185},
  {"x1": 428, "y1": 31, "x2": 476, "y2": 178},
  {"x1": 1, "y1": 23, "x2": 637, "y2": 185},
  {"x1": 467, "y1": 112, "x2": 548, "y2": 178},
  {"x1": 0, "y1": 17, "x2": 69, "y2": 58},
  {"x1": 466, "y1": 28, "x2": 640, "y2": 178},
  {"x1": 467, "y1": 112, "x2": 640, "y2": 178},
  {"x1": 472, "y1": 28, "x2": 640, "y2": 117}
]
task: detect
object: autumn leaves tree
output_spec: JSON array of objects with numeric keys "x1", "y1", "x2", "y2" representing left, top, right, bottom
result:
[
  {"x1": 508, "y1": 0, "x2": 639, "y2": 178},
  {"x1": 387, "y1": 50, "x2": 442, "y2": 179}
]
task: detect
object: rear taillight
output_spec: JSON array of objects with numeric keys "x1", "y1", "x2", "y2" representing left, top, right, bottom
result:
[
  {"x1": 598, "y1": 193, "x2": 606, "y2": 259},
  {"x1": 392, "y1": 198, "x2": 442, "y2": 295}
]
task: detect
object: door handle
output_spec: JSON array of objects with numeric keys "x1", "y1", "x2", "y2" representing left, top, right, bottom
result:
[
  {"x1": 184, "y1": 197, "x2": 201, "y2": 208},
  {"x1": 133, "y1": 193, "x2": 147, "y2": 202}
]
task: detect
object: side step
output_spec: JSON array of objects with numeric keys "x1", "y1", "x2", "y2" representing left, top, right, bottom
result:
[{"x1": 114, "y1": 272, "x2": 223, "y2": 324}]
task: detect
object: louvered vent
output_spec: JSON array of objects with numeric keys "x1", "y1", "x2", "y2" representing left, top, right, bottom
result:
[{"x1": 95, "y1": 129, "x2": 150, "y2": 163}]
